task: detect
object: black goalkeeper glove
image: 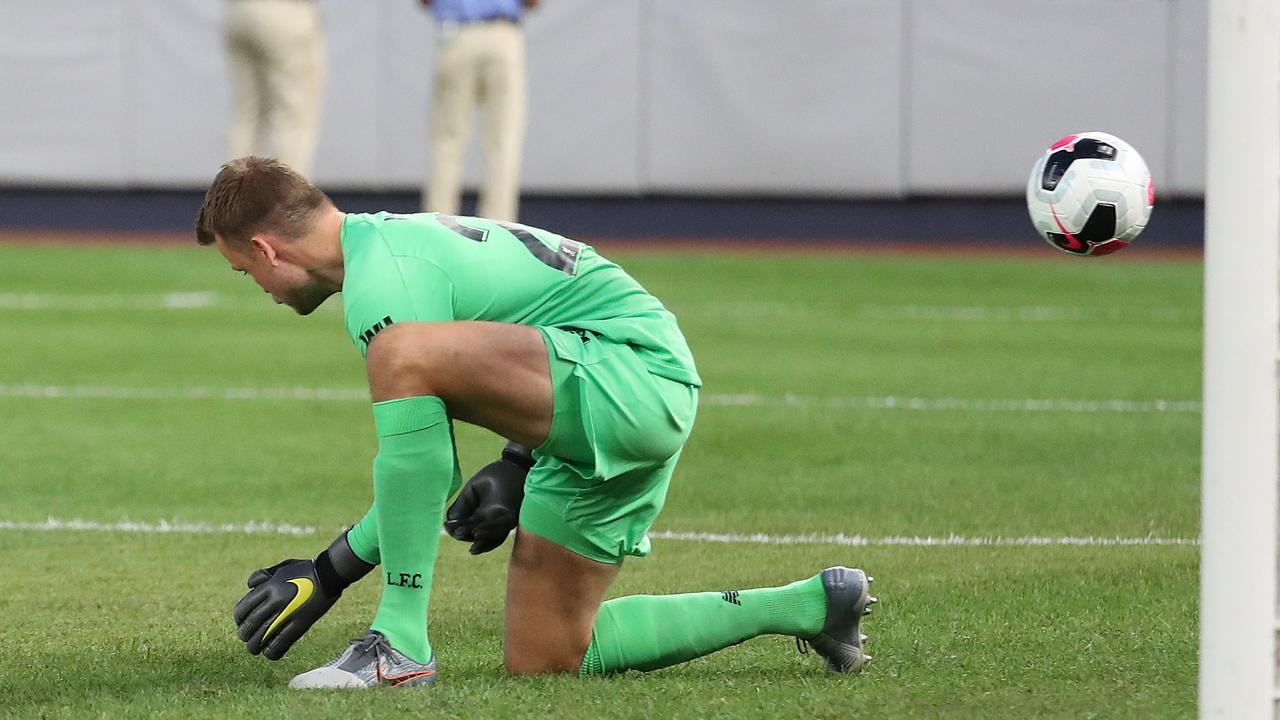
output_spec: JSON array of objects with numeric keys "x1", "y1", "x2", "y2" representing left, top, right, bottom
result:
[
  {"x1": 232, "y1": 529, "x2": 374, "y2": 660},
  {"x1": 444, "y1": 441, "x2": 532, "y2": 554}
]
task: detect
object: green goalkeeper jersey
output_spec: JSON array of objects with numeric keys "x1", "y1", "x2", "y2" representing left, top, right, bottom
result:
[{"x1": 339, "y1": 212, "x2": 701, "y2": 388}]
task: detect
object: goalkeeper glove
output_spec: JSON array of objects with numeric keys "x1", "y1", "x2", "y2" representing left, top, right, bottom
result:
[
  {"x1": 232, "y1": 529, "x2": 374, "y2": 660},
  {"x1": 444, "y1": 441, "x2": 532, "y2": 554}
]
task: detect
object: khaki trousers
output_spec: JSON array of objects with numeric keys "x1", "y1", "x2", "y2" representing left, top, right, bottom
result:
[
  {"x1": 226, "y1": 0, "x2": 324, "y2": 177},
  {"x1": 424, "y1": 20, "x2": 527, "y2": 221}
]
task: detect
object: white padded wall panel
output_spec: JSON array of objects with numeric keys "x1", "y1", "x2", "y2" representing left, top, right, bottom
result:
[
  {"x1": 0, "y1": 1, "x2": 1210, "y2": 195},
  {"x1": 0, "y1": 2, "x2": 129, "y2": 184},
  {"x1": 368, "y1": 0, "x2": 436, "y2": 190},
  {"x1": 907, "y1": 0, "x2": 1172, "y2": 195},
  {"x1": 645, "y1": 0, "x2": 906, "y2": 195},
  {"x1": 517, "y1": 0, "x2": 643, "y2": 193},
  {"x1": 1169, "y1": 0, "x2": 1208, "y2": 195},
  {"x1": 309, "y1": 0, "x2": 384, "y2": 186},
  {"x1": 130, "y1": 0, "x2": 228, "y2": 184}
]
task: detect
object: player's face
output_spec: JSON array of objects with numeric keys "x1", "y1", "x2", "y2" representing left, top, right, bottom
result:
[{"x1": 215, "y1": 236, "x2": 332, "y2": 316}]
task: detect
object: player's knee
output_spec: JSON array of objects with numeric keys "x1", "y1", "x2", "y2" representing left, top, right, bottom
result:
[
  {"x1": 366, "y1": 323, "x2": 456, "y2": 401},
  {"x1": 502, "y1": 595, "x2": 594, "y2": 676},
  {"x1": 503, "y1": 637, "x2": 589, "y2": 677}
]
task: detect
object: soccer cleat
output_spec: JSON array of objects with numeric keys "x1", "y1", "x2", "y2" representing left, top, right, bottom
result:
[
  {"x1": 288, "y1": 631, "x2": 438, "y2": 689},
  {"x1": 800, "y1": 566, "x2": 875, "y2": 673}
]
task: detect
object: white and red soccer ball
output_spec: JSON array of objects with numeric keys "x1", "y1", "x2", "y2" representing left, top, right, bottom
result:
[{"x1": 1026, "y1": 131, "x2": 1154, "y2": 256}]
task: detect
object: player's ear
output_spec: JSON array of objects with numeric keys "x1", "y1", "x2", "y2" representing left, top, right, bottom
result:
[{"x1": 249, "y1": 235, "x2": 281, "y2": 267}]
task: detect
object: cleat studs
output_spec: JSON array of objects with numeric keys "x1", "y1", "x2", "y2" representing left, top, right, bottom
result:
[
  {"x1": 862, "y1": 607, "x2": 873, "y2": 616},
  {"x1": 868, "y1": 595, "x2": 879, "y2": 605},
  {"x1": 859, "y1": 633, "x2": 869, "y2": 644},
  {"x1": 864, "y1": 654, "x2": 873, "y2": 664},
  {"x1": 867, "y1": 576, "x2": 875, "y2": 584}
]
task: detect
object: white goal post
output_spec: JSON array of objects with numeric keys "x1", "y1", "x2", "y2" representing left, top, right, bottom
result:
[{"x1": 1201, "y1": 1, "x2": 1280, "y2": 717}]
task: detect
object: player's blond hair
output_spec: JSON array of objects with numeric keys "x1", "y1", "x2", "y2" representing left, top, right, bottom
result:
[{"x1": 195, "y1": 156, "x2": 331, "y2": 247}]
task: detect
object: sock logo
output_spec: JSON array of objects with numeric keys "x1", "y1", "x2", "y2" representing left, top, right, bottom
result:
[
  {"x1": 721, "y1": 590, "x2": 741, "y2": 606},
  {"x1": 386, "y1": 571, "x2": 424, "y2": 589}
]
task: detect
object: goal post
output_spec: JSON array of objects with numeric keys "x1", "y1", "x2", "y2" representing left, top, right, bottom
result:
[{"x1": 1201, "y1": 1, "x2": 1280, "y2": 717}]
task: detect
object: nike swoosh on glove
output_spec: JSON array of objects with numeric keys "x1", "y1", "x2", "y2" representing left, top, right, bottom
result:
[{"x1": 233, "y1": 558, "x2": 341, "y2": 661}]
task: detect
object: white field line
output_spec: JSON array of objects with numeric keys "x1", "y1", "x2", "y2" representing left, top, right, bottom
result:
[
  {"x1": 0, "y1": 383, "x2": 1202, "y2": 414},
  {"x1": 0, "y1": 292, "x2": 221, "y2": 310},
  {"x1": 0, "y1": 517, "x2": 316, "y2": 536},
  {"x1": 0, "y1": 384, "x2": 371, "y2": 402},
  {"x1": 698, "y1": 393, "x2": 1200, "y2": 414},
  {"x1": 860, "y1": 304, "x2": 1199, "y2": 323},
  {"x1": 648, "y1": 530, "x2": 1199, "y2": 547},
  {"x1": 0, "y1": 518, "x2": 1197, "y2": 547}
]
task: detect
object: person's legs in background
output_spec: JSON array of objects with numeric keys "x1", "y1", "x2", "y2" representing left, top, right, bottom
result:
[
  {"x1": 425, "y1": 28, "x2": 481, "y2": 214},
  {"x1": 261, "y1": 0, "x2": 324, "y2": 177},
  {"x1": 477, "y1": 21, "x2": 526, "y2": 221},
  {"x1": 225, "y1": 1, "x2": 267, "y2": 161}
]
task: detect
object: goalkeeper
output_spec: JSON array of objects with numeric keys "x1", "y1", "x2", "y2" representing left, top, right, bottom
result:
[{"x1": 197, "y1": 157, "x2": 876, "y2": 688}]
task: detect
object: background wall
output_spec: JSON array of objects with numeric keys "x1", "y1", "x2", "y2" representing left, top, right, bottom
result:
[{"x1": 0, "y1": 0, "x2": 1207, "y2": 196}]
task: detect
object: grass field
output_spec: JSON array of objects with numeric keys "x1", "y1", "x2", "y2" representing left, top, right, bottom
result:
[{"x1": 0, "y1": 241, "x2": 1200, "y2": 718}]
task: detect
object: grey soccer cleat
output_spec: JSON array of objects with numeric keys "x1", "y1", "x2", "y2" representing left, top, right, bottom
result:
[
  {"x1": 799, "y1": 566, "x2": 876, "y2": 673},
  {"x1": 288, "y1": 631, "x2": 438, "y2": 689}
]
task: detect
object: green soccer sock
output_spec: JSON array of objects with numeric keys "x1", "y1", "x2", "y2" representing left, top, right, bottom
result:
[
  {"x1": 343, "y1": 422, "x2": 464, "y2": 568},
  {"x1": 580, "y1": 575, "x2": 827, "y2": 675},
  {"x1": 346, "y1": 506, "x2": 380, "y2": 566},
  {"x1": 367, "y1": 396, "x2": 453, "y2": 664}
]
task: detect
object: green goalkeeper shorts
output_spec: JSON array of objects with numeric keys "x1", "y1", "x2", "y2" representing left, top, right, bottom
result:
[{"x1": 520, "y1": 326, "x2": 698, "y2": 564}]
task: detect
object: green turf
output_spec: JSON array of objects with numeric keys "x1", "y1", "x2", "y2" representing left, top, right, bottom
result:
[{"x1": 0, "y1": 242, "x2": 1200, "y2": 718}]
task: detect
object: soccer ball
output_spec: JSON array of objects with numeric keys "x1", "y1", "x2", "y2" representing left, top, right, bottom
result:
[{"x1": 1025, "y1": 131, "x2": 1154, "y2": 256}]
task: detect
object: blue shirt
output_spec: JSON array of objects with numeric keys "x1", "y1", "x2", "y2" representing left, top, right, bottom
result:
[{"x1": 430, "y1": 0, "x2": 523, "y2": 24}]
